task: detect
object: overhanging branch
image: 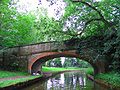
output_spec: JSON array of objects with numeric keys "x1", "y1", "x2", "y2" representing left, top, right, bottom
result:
[
  {"x1": 71, "y1": 0, "x2": 111, "y2": 36},
  {"x1": 52, "y1": 30, "x2": 76, "y2": 37},
  {"x1": 77, "y1": 18, "x2": 102, "y2": 36},
  {"x1": 72, "y1": 0, "x2": 110, "y2": 25}
]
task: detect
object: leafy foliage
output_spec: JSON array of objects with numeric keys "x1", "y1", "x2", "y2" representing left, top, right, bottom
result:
[
  {"x1": 64, "y1": 0, "x2": 120, "y2": 71},
  {"x1": 63, "y1": 0, "x2": 108, "y2": 37},
  {"x1": 63, "y1": 58, "x2": 91, "y2": 68},
  {"x1": 44, "y1": 57, "x2": 91, "y2": 68},
  {"x1": 0, "y1": 0, "x2": 37, "y2": 47},
  {"x1": 44, "y1": 58, "x2": 62, "y2": 67},
  {"x1": 102, "y1": 0, "x2": 120, "y2": 71},
  {"x1": 95, "y1": 72, "x2": 120, "y2": 87}
]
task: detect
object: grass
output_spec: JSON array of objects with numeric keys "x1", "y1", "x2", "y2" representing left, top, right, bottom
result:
[
  {"x1": 0, "y1": 75, "x2": 41, "y2": 88},
  {"x1": 0, "y1": 70, "x2": 42, "y2": 88},
  {"x1": 0, "y1": 70, "x2": 29, "y2": 78},
  {"x1": 42, "y1": 66, "x2": 94, "y2": 74},
  {"x1": 80, "y1": 68, "x2": 94, "y2": 75},
  {"x1": 95, "y1": 71, "x2": 120, "y2": 87},
  {"x1": 42, "y1": 67, "x2": 80, "y2": 72}
]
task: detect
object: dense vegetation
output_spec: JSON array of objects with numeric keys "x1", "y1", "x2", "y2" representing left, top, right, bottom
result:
[
  {"x1": 95, "y1": 72, "x2": 120, "y2": 87},
  {"x1": 0, "y1": 0, "x2": 70, "y2": 49},
  {"x1": 63, "y1": 0, "x2": 120, "y2": 72}
]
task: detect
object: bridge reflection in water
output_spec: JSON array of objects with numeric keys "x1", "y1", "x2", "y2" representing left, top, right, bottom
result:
[{"x1": 23, "y1": 72, "x2": 109, "y2": 90}]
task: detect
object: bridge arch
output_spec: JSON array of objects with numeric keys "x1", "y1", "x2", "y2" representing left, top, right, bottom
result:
[{"x1": 28, "y1": 50, "x2": 99, "y2": 74}]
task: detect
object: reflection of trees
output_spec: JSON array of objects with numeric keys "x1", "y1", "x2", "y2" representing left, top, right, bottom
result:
[
  {"x1": 55, "y1": 74, "x2": 60, "y2": 80},
  {"x1": 72, "y1": 72, "x2": 86, "y2": 89},
  {"x1": 46, "y1": 72, "x2": 87, "y2": 90},
  {"x1": 64, "y1": 72, "x2": 85, "y2": 90}
]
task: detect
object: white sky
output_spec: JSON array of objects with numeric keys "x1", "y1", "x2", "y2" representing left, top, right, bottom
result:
[
  {"x1": 61, "y1": 57, "x2": 65, "y2": 65},
  {"x1": 12, "y1": 0, "x2": 102, "y2": 20},
  {"x1": 96, "y1": 0, "x2": 102, "y2": 1},
  {"x1": 13, "y1": 0, "x2": 66, "y2": 20},
  {"x1": 93, "y1": 0, "x2": 102, "y2": 2}
]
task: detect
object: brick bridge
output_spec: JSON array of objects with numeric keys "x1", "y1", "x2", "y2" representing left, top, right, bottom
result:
[{"x1": 0, "y1": 39, "x2": 106, "y2": 74}]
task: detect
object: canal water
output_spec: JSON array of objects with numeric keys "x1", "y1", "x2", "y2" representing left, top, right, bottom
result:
[{"x1": 23, "y1": 71, "x2": 110, "y2": 90}]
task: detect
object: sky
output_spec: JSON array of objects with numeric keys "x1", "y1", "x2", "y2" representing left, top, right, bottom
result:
[
  {"x1": 12, "y1": 0, "x2": 102, "y2": 20},
  {"x1": 13, "y1": 0, "x2": 66, "y2": 20},
  {"x1": 95, "y1": 0, "x2": 102, "y2": 2}
]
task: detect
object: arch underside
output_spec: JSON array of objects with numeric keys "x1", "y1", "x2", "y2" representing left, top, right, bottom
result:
[{"x1": 29, "y1": 50, "x2": 102, "y2": 74}]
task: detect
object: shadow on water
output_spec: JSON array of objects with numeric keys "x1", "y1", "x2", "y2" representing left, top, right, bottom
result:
[{"x1": 22, "y1": 71, "x2": 111, "y2": 90}]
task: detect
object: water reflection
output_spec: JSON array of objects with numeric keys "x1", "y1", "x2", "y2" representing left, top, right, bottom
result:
[{"x1": 23, "y1": 72, "x2": 110, "y2": 90}]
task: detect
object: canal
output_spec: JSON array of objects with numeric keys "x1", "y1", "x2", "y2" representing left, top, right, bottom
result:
[{"x1": 23, "y1": 71, "x2": 110, "y2": 90}]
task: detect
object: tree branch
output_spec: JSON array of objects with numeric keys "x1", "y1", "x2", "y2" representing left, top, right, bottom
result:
[
  {"x1": 52, "y1": 30, "x2": 76, "y2": 37},
  {"x1": 77, "y1": 18, "x2": 102, "y2": 36},
  {"x1": 72, "y1": 0, "x2": 110, "y2": 25},
  {"x1": 71, "y1": 0, "x2": 112, "y2": 36}
]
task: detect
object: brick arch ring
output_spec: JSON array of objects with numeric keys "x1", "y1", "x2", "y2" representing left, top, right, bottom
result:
[{"x1": 28, "y1": 50, "x2": 99, "y2": 75}]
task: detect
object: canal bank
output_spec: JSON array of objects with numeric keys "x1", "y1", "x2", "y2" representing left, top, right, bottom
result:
[
  {"x1": 0, "y1": 70, "x2": 80, "y2": 90},
  {"x1": 22, "y1": 71, "x2": 113, "y2": 90},
  {"x1": 87, "y1": 74, "x2": 120, "y2": 90},
  {"x1": 0, "y1": 68, "x2": 120, "y2": 90}
]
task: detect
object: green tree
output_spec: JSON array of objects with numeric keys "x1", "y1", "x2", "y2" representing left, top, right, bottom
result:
[
  {"x1": 63, "y1": 0, "x2": 120, "y2": 71},
  {"x1": 44, "y1": 58, "x2": 62, "y2": 67},
  {"x1": 0, "y1": 0, "x2": 36, "y2": 47}
]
